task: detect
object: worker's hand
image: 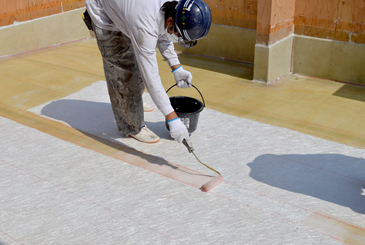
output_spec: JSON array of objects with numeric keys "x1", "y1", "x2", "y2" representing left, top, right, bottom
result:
[
  {"x1": 168, "y1": 117, "x2": 191, "y2": 144},
  {"x1": 172, "y1": 66, "x2": 192, "y2": 88}
]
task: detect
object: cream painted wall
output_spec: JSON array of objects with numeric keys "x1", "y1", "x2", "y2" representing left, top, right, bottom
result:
[
  {"x1": 174, "y1": 24, "x2": 256, "y2": 64},
  {"x1": 293, "y1": 35, "x2": 365, "y2": 86},
  {"x1": 0, "y1": 8, "x2": 90, "y2": 58},
  {"x1": 253, "y1": 35, "x2": 293, "y2": 83},
  {"x1": 1, "y1": 13, "x2": 256, "y2": 64}
]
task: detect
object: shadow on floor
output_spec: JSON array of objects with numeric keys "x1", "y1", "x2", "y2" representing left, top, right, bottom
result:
[
  {"x1": 177, "y1": 53, "x2": 254, "y2": 80},
  {"x1": 39, "y1": 99, "x2": 202, "y2": 176},
  {"x1": 248, "y1": 154, "x2": 365, "y2": 214},
  {"x1": 333, "y1": 84, "x2": 365, "y2": 102}
]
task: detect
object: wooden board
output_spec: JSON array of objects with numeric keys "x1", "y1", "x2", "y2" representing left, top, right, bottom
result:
[
  {"x1": 30, "y1": 0, "x2": 63, "y2": 20},
  {"x1": 270, "y1": 0, "x2": 295, "y2": 33},
  {"x1": 1, "y1": 0, "x2": 256, "y2": 29},
  {"x1": 206, "y1": 0, "x2": 258, "y2": 29},
  {"x1": 62, "y1": 0, "x2": 85, "y2": 12},
  {"x1": 294, "y1": 0, "x2": 365, "y2": 44},
  {"x1": 294, "y1": 0, "x2": 339, "y2": 40},
  {"x1": 0, "y1": 0, "x2": 84, "y2": 27},
  {"x1": 0, "y1": 0, "x2": 33, "y2": 26},
  {"x1": 1, "y1": 0, "x2": 363, "y2": 45},
  {"x1": 257, "y1": 0, "x2": 295, "y2": 45},
  {"x1": 336, "y1": 0, "x2": 365, "y2": 44}
]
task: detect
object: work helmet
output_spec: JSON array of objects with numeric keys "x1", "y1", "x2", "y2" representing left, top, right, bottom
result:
[{"x1": 175, "y1": 0, "x2": 212, "y2": 41}]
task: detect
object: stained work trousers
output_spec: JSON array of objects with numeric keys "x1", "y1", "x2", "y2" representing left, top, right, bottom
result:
[{"x1": 93, "y1": 25, "x2": 145, "y2": 136}]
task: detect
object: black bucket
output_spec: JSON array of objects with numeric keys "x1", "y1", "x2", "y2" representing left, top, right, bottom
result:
[{"x1": 165, "y1": 84, "x2": 205, "y2": 134}]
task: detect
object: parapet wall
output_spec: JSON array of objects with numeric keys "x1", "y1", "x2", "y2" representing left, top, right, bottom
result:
[
  {"x1": 0, "y1": 8, "x2": 90, "y2": 58},
  {"x1": 1, "y1": 0, "x2": 364, "y2": 85}
]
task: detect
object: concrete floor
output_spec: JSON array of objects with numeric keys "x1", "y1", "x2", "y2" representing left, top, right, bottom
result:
[{"x1": 0, "y1": 38, "x2": 365, "y2": 244}]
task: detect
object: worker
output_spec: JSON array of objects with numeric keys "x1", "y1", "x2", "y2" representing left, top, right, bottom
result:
[{"x1": 85, "y1": 0, "x2": 212, "y2": 145}]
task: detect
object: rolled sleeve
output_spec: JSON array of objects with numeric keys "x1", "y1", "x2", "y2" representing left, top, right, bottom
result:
[{"x1": 157, "y1": 38, "x2": 180, "y2": 67}]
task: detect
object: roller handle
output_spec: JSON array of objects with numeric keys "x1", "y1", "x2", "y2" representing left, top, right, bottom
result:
[{"x1": 183, "y1": 139, "x2": 194, "y2": 153}]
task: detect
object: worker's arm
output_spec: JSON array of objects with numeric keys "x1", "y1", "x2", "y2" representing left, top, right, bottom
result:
[
  {"x1": 158, "y1": 38, "x2": 193, "y2": 89},
  {"x1": 165, "y1": 111, "x2": 178, "y2": 121},
  {"x1": 170, "y1": 64, "x2": 180, "y2": 70},
  {"x1": 130, "y1": 32, "x2": 191, "y2": 144}
]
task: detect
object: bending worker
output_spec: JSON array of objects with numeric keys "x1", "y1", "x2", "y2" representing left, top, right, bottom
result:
[{"x1": 85, "y1": 0, "x2": 212, "y2": 145}]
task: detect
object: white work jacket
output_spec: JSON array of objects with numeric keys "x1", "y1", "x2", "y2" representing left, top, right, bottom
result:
[{"x1": 85, "y1": 0, "x2": 180, "y2": 116}]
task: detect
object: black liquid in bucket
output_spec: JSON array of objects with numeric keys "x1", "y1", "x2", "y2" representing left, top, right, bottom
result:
[{"x1": 165, "y1": 96, "x2": 204, "y2": 134}]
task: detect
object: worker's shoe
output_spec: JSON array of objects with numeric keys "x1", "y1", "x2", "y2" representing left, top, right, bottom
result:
[
  {"x1": 143, "y1": 102, "x2": 154, "y2": 112},
  {"x1": 129, "y1": 126, "x2": 160, "y2": 143}
]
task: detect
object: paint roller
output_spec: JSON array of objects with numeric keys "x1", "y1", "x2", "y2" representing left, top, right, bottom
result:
[{"x1": 183, "y1": 139, "x2": 224, "y2": 192}]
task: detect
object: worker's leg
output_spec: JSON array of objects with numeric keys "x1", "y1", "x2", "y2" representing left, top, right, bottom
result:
[{"x1": 93, "y1": 25, "x2": 145, "y2": 136}]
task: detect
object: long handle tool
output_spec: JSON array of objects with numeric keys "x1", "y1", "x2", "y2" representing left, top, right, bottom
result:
[{"x1": 183, "y1": 139, "x2": 224, "y2": 192}]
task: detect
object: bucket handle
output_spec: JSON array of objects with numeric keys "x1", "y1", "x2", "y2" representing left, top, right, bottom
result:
[{"x1": 166, "y1": 84, "x2": 205, "y2": 107}]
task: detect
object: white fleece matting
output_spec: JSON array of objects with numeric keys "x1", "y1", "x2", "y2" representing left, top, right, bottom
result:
[{"x1": 1, "y1": 81, "x2": 364, "y2": 244}]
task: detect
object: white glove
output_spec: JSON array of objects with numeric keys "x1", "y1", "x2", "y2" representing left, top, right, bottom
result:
[
  {"x1": 168, "y1": 117, "x2": 191, "y2": 145},
  {"x1": 172, "y1": 66, "x2": 192, "y2": 88}
]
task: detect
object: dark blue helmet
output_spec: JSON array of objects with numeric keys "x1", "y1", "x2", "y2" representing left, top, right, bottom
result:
[{"x1": 175, "y1": 0, "x2": 212, "y2": 41}]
